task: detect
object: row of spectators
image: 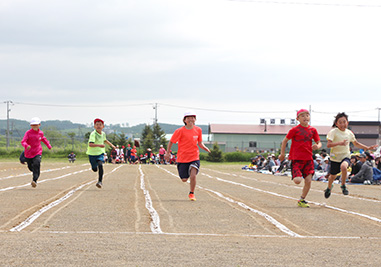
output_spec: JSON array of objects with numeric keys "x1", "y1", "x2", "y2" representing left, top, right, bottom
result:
[
  {"x1": 243, "y1": 150, "x2": 381, "y2": 184},
  {"x1": 106, "y1": 144, "x2": 176, "y2": 165}
]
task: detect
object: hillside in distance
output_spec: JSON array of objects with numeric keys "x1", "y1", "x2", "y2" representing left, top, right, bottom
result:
[{"x1": 0, "y1": 119, "x2": 209, "y2": 136}]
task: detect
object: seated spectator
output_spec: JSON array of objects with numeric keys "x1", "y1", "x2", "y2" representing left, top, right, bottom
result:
[
  {"x1": 169, "y1": 151, "x2": 177, "y2": 164},
  {"x1": 277, "y1": 158, "x2": 290, "y2": 173},
  {"x1": 349, "y1": 154, "x2": 373, "y2": 184},
  {"x1": 140, "y1": 154, "x2": 147, "y2": 164},
  {"x1": 266, "y1": 155, "x2": 276, "y2": 172},
  {"x1": 146, "y1": 148, "x2": 152, "y2": 164},
  {"x1": 314, "y1": 155, "x2": 323, "y2": 171},
  {"x1": 273, "y1": 155, "x2": 280, "y2": 167},
  {"x1": 365, "y1": 151, "x2": 376, "y2": 167},
  {"x1": 248, "y1": 157, "x2": 258, "y2": 170},
  {"x1": 375, "y1": 155, "x2": 381, "y2": 170},
  {"x1": 68, "y1": 152, "x2": 76, "y2": 163},
  {"x1": 111, "y1": 148, "x2": 117, "y2": 164},
  {"x1": 257, "y1": 156, "x2": 266, "y2": 170},
  {"x1": 321, "y1": 156, "x2": 330, "y2": 175},
  {"x1": 349, "y1": 155, "x2": 362, "y2": 176}
]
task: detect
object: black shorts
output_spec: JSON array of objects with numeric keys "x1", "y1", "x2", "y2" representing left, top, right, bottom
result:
[
  {"x1": 329, "y1": 158, "x2": 350, "y2": 175},
  {"x1": 177, "y1": 160, "x2": 200, "y2": 179}
]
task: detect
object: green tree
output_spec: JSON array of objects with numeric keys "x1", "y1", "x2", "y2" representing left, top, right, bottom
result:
[
  {"x1": 141, "y1": 124, "x2": 153, "y2": 141},
  {"x1": 43, "y1": 126, "x2": 66, "y2": 147},
  {"x1": 152, "y1": 123, "x2": 167, "y2": 151},
  {"x1": 142, "y1": 132, "x2": 154, "y2": 152},
  {"x1": 206, "y1": 142, "x2": 224, "y2": 162},
  {"x1": 84, "y1": 132, "x2": 91, "y2": 143},
  {"x1": 115, "y1": 133, "x2": 128, "y2": 148},
  {"x1": 67, "y1": 132, "x2": 76, "y2": 151}
]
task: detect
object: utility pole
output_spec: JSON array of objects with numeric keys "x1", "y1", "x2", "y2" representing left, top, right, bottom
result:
[
  {"x1": 309, "y1": 104, "x2": 312, "y2": 125},
  {"x1": 377, "y1": 108, "x2": 381, "y2": 146},
  {"x1": 153, "y1": 103, "x2": 158, "y2": 125},
  {"x1": 4, "y1": 100, "x2": 13, "y2": 149}
]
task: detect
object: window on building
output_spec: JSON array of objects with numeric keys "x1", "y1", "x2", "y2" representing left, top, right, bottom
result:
[{"x1": 249, "y1": 141, "x2": 257, "y2": 148}]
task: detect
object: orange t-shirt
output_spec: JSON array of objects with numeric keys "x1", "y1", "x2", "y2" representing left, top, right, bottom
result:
[{"x1": 170, "y1": 126, "x2": 202, "y2": 163}]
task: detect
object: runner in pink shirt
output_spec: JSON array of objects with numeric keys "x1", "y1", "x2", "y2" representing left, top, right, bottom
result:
[
  {"x1": 159, "y1": 145, "x2": 166, "y2": 164},
  {"x1": 21, "y1": 117, "x2": 52, "y2": 188}
]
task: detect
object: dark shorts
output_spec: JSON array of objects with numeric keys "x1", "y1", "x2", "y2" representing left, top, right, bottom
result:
[
  {"x1": 329, "y1": 158, "x2": 351, "y2": 175},
  {"x1": 89, "y1": 154, "x2": 105, "y2": 170},
  {"x1": 160, "y1": 154, "x2": 165, "y2": 160},
  {"x1": 291, "y1": 160, "x2": 315, "y2": 179},
  {"x1": 177, "y1": 160, "x2": 200, "y2": 179}
]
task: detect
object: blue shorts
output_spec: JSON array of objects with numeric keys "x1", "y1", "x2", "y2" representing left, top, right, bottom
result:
[
  {"x1": 177, "y1": 160, "x2": 200, "y2": 179},
  {"x1": 89, "y1": 154, "x2": 105, "y2": 170}
]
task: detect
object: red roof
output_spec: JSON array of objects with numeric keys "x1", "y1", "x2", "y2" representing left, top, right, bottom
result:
[{"x1": 209, "y1": 124, "x2": 332, "y2": 135}]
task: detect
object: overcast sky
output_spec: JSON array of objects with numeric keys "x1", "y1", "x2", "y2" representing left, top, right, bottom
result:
[{"x1": 1, "y1": 0, "x2": 381, "y2": 127}]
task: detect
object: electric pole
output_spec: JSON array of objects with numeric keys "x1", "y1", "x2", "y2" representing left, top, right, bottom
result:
[
  {"x1": 4, "y1": 100, "x2": 13, "y2": 149},
  {"x1": 153, "y1": 103, "x2": 158, "y2": 125}
]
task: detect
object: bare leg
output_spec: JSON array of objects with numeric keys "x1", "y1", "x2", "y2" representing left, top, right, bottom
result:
[
  {"x1": 189, "y1": 167, "x2": 197, "y2": 193},
  {"x1": 340, "y1": 161, "x2": 349, "y2": 185},
  {"x1": 301, "y1": 174, "x2": 312, "y2": 199}
]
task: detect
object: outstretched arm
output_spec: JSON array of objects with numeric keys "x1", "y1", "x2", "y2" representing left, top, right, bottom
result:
[
  {"x1": 165, "y1": 141, "x2": 174, "y2": 161},
  {"x1": 105, "y1": 139, "x2": 116, "y2": 150},
  {"x1": 278, "y1": 137, "x2": 289, "y2": 161},
  {"x1": 353, "y1": 141, "x2": 378, "y2": 151},
  {"x1": 198, "y1": 141, "x2": 211, "y2": 153}
]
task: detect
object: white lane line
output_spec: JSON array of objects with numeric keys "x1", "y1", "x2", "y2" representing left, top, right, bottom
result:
[
  {"x1": 0, "y1": 166, "x2": 73, "y2": 181},
  {"x1": 203, "y1": 173, "x2": 381, "y2": 224},
  {"x1": 156, "y1": 166, "x2": 301, "y2": 237},
  {"x1": 41, "y1": 231, "x2": 381, "y2": 240},
  {"x1": 199, "y1": 185, "x2": 302, "y2": 237},
  {"x1": 9, "y1": 165, "x2": 123, "y2": 232},
  {"x1": 10, "y1": 181, "x2": 94, "y2": 232},
  {"x1": 139, "y1": 165, "x2": 162, "y2": 234},
  {"x1": 206, "y1": 168, "x2": 381, "y2": 204},
  {"x1": 0, "y1": 169, "x2": 90, "y2": 192}
]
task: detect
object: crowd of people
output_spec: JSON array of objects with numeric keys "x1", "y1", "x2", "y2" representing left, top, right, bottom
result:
[
  {"x1": 105, "y1": 144, "x2": 177, "y2": 165},
  {"x1": 244, "y1": 149, "x2": 381, "y2": 185}
]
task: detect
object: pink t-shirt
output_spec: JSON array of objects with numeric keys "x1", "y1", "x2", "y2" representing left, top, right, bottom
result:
[
  {"x1": 286, "y1": 125, "x2": 320, "y2": 161},
  {"x1": 159, "y1": 147, "x2": 166, "y2": 155},
  {"x1": 21, "y1": 128, "x2": 52, "y2": 158},
  {"x1": 170, "y1": 126, "x2": 202, "y2": 163}
]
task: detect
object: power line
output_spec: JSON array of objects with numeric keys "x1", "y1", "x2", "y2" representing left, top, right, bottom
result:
[
  {"x1": 228, "y1": 0, "x2": 381, "y2": 8},
  {"x1": 2, "y1": 100, "x2": 380, "y2": 119},
  {"x1": 312, "y1": 108, "x2": 377, "y2": 114},
  {"x1": 12, "y1": 102, "x2": 153, "y2": 108},
  {"x1": 159, "y1": 103, "x2": 294, "y2": 114}
]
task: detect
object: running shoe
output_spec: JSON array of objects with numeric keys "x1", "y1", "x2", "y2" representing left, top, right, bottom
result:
[
  {"x1": 31, "y1": 181, "x2": 37, "y2": 188},
  {"x1": 341, "y1": 185, "x2": 349, "y2": 195},
  {"x1": 324, "y1": 185, "x2": 333, "y2": 199},
  {"x1": 96, "y1": 182, "x2": 102, "y2": 188},
  {"x1": 188, "y1": 193, "x2": 196, "y2": 201},
  {"x1": 297, "y1": 199, "x2": 310, "y2": 208}
]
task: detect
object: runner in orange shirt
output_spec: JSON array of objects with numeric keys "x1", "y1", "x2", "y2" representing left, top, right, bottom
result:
[{"x1": 165, "y1": 110, "x2": 211, "y2": 201}]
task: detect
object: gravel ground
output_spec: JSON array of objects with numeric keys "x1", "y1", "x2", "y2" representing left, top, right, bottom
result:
[{"x1": 0, "y1": 161, "x2": 380, "y2": 266}]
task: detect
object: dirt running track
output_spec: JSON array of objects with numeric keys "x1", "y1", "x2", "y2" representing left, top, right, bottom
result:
[{"x1": 0, "y1": 161, "x2": 380, "y2": 266}]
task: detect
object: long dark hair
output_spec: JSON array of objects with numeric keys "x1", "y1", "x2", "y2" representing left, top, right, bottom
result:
[{"x1": 332, "y1": 112, "x2": 348, "y2": 127}]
